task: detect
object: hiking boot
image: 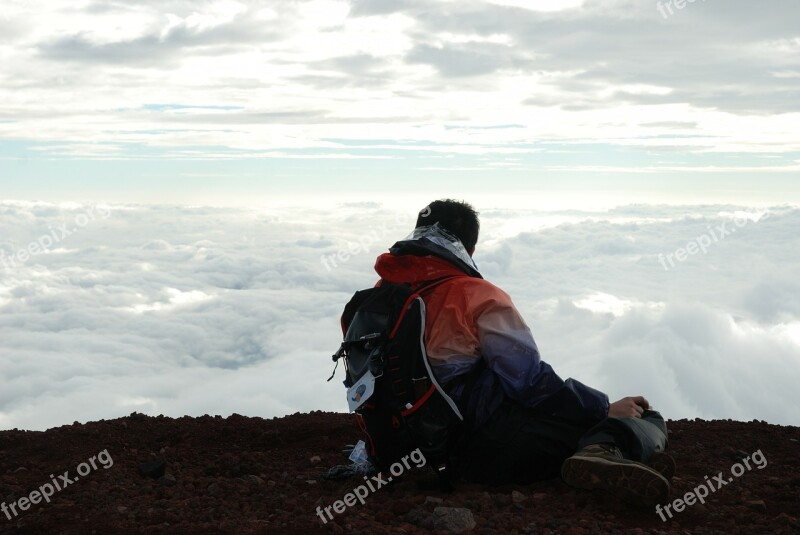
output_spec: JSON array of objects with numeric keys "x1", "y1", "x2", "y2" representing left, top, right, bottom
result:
[
  {"x1": 561, "y1": 444, "x2": 670, "y2": 507},
  {"x1": 647, "y1": 451, "x2": 676, "y2": 481}
]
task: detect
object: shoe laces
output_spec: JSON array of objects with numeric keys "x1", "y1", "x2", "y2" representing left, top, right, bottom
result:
[{"x1": 583, "y1": 443, "x2": 623, "y2": 458}]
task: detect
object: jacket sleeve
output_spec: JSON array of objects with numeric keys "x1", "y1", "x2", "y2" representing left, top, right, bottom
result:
[{"x1": 474, "y1": 286, "x2": 609, "y2": 422}]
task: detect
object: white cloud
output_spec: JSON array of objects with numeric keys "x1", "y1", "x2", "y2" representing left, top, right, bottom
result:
[{"x1": 0, "y1": 200, "x2": 798, "y2": 431}]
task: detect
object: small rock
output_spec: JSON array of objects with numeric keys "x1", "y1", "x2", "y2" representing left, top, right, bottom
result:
[
  {"x1": 306, "y1": 480, "x2": 318, "y2": 485},
  {"x1": 309, "y1": 455, "x2": 322, "y2": 464},
  {"x1": 405, "y1": 507, "x2": 432, "y2": 529},
  {"x1": 243, "y1": 475, "x2": 264, "y2": 485},
  {"x1": 158, "y1": 474, "x2": 177, "y2": 487},
  {"x1": 746, "y1": 500, "x2": 767, "y2": 512},
  {"x1": 327, "y1": 521, "x2": 344, "y2": 534},
  {"x1": 137, "y1": 459, "x2": 166, "y2": 479},
  {"x1": 432, "y1": 507, "x2": 476, "y2": 533},
  {"x1": 117, "y1": 506, "x2": 128, "y2": 514},
  {"x1": 493, "y1": 493, "x2": 512, "y2": 507},
  {"x1": 512, "y1": 490, "x2": 527, "y2": 503},
  {"x1": 772, "y1": 513, "x2": 795, "y2": 526},
  {"x1": 389, "y1": 499, "x2": 413, "y2": 515},
  {"x1": 424, "y1": 496, "x2": 443, "y2": 505}
]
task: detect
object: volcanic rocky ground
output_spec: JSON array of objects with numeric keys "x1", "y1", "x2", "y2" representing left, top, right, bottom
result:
[{"x1": 0, "y1": 411, "x2": 798, "y2": 534}]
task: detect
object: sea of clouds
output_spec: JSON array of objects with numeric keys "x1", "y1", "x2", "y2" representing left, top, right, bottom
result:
[{"x1": 1, "y1": 200, "x2": 798, "y2": 430}]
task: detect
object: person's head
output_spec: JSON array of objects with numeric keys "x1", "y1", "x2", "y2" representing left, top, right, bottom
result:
[{"x1": 416, "y1": 199, "x2": 480, "y2": 255}]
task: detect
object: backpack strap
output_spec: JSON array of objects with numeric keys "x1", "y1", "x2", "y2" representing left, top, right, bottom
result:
[
  {"x1": 387, "y1": 275, "x2": 462, "y2": 339},
  {"x1": 415, "y1": 275, "x2": 463, "y2": 295},
  {"x1": 411, "y1": 274, "x2": 485, "y2": 411},
  {"x1": 404, "y1": 275, "x2": 482, "y2": 491}
]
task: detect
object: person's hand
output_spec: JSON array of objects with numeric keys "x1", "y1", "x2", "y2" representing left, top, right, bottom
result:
[{"x1": 608, "y1": 396, "x2": 650, "y2": 418}]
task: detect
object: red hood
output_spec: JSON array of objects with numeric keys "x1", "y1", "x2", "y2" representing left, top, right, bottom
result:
[{"x1": 374, "y1": 253, "x2": 467, "y2": 285}]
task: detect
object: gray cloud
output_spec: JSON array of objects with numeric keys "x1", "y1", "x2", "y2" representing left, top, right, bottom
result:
[
  {"x1": 406, "y1": 42, "x2": 524, "y2": 77},
  {"x1": 37, "y1": 11, "x2": 282, "y2": 66},
  {"x1": 392, "y1": 0, "x2": 800, "y2": 114},
  {"x1": 298, "y1": 53, "x2": 397, "y2": 88},
  {"x1": 349, "y1": 0, "x2": 422, "y2": 17}
]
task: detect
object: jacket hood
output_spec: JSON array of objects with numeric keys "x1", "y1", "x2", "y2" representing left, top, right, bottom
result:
[{"x1": 375, "y1": 223, "x2": 483, "y2": 283}]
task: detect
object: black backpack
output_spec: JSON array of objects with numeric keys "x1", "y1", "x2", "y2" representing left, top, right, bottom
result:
[{"x1": 330, "y1": 276, "x2": 480, "y2": 485}]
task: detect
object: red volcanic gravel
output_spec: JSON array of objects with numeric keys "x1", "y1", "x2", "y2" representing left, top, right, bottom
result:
[{"x1": 1, "y1": 411, "x2": 799, "y2": 534}]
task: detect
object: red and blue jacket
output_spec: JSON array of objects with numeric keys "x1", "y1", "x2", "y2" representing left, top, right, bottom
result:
[{"x1": 374, "y1": 226, "x2": 610, "y2": 428}]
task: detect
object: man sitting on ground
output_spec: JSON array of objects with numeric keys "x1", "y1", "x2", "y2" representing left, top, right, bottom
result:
[{"x1": 371, "y1": 198, "x2": 674, "y2": 506}]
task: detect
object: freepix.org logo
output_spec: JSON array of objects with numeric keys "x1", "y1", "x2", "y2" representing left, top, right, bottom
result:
[
  {"x1": 657, "y1": 0, "x2": 706, "y2": 19},
  {"x1": 2, "y1": 449, "x2": 114, "y2": 521},
  {"x1": 315, "y1": 449, "x2": 427, "y2": 524},
  {"x1": 320, "y1": 211, "x2": 413, "y2": 272},
  {"x1": 657, "y1": 211, "x2": 769, "y2": 271},
  {"x1": 0, "y1": 205, "x2": 111, "y2": 272},
  {"x1": 654, "y1": 449, "x2": 767, "y2": 522}
]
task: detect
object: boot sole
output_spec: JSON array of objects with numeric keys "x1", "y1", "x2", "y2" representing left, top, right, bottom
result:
[
  {"x1": 648, "y1": 451, "x2": 676, "y2": 481},
  {"x1": 561, "y1": 455, "x2": 670, "y2": 508}
]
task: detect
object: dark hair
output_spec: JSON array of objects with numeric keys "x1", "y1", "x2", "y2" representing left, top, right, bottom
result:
[{"x1": 415, "y1": 199, "x2": 480, "y2": 251}]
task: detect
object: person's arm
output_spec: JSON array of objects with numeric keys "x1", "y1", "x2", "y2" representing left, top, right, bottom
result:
[{"x1": 474, "y1": 287, "x2": 610, "y2": 422}]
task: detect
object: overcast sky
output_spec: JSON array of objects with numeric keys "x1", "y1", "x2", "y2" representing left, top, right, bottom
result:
[
  {"x1": 1, "y1": 0, "x2": 799, "y2": 205},
  {"x1": 1, "y1": 1, "x2": 799, "y2": 430}
]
